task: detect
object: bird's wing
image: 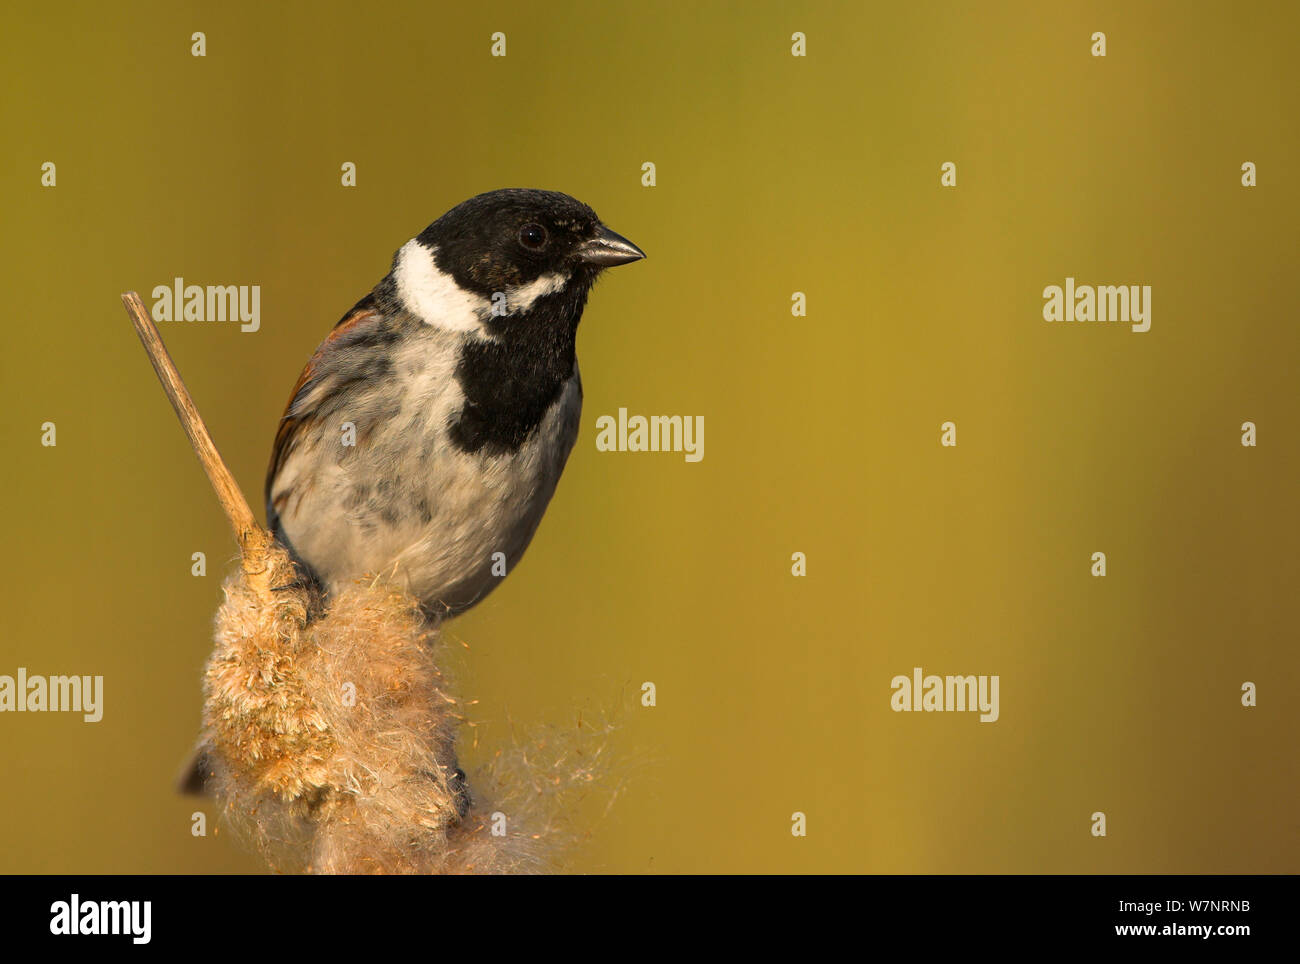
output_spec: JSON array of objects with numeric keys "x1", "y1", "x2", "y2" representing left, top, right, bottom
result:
[{"x1": 265, "y1": 294, "x2": 387, "y2": 532}]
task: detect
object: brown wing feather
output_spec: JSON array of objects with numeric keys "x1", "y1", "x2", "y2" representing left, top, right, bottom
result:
[{"x1": 265, "y1": 303, "x2": 384, "y2": 531}]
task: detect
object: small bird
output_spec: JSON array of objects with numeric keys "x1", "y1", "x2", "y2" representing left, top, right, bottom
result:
[{"x1": 265, "y1": 189, "x2": 645, "y2": 619}]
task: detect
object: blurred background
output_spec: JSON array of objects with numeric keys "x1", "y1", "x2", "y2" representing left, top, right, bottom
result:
[{"x1": 0, "y1": 0, "x2": 1296, "y2": 873}]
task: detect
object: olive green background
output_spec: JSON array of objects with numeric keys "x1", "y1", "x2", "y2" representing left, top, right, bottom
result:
[{"x1": 1, "y1": 0, "x2": 1296, "y2": 873}]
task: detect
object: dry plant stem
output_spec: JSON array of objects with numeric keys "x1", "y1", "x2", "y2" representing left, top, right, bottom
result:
[{"x1": 120, "y1": 291, "x2": 276, "y2": 596}]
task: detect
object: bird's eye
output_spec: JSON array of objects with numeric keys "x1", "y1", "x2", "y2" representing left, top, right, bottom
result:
[{"x1": 519, "y1": 223, "x2": 548, "y2": 250}]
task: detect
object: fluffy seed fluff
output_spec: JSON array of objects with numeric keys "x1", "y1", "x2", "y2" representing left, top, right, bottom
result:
[{"x1": 194, "y1": 537, "x2": 610, "y2": 874}]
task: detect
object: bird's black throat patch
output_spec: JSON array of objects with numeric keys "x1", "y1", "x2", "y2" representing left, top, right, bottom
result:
[{"x1": 448, "y1": 284, "x2": 590, "y2": 455}]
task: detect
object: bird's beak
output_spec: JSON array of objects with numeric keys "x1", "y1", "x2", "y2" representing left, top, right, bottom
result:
[{"x1": 578, "y1": 225, "x2": 646, "y2": 266}]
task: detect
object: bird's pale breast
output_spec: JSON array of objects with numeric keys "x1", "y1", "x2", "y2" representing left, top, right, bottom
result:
[{"x1": 272, "y1": 327, "x2": 582, "y2": 616}]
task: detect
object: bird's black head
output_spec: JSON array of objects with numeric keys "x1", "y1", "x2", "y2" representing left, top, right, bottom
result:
[
  {"x1": 415, "y1": 188, "x2": 644, "y2": 302},
  {"x1": 388, "y1": 190, "x2": 644, "y2": 456}
]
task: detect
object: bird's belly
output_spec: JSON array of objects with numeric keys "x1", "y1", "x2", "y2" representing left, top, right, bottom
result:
[
  {"x1": 282, "y1": 375, "x2": 581, "y2": 616},
  {"x1": 391, "y1": 445, "x2": 564, "y2": 613}
]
